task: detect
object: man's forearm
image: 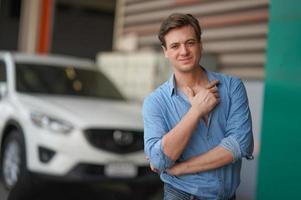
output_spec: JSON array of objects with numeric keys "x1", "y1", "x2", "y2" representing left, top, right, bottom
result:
[
  {"x1": 167, "y1": 146, "x2": 233, "y2": 176},
  {"x1": 162, "y1": 107, "x2": 202, "y2": 161}
]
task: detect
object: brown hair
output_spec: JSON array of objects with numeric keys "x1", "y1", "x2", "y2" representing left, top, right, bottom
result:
[{"x1": 158, "y1": 13, "x2": 202, "y2": 47}]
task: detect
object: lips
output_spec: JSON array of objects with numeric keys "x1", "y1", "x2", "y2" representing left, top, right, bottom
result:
[{"x1": 179, "y1": 57, "x2": 193, "y2": 63}]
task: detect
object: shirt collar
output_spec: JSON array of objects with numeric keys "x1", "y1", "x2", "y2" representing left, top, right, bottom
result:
[
  {"x1": 203, "y1": 67, "x2": 214, "y2": 83},
  {"x1": 168, "y1": 74, "x2": 177, "y2": 96},
  {"x1": 167, "y1": 67, "x2": 215, "y2": 97}
]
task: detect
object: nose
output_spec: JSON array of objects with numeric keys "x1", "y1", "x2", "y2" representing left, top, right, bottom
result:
[{"x1": 179, "y1": 44, "x2": 189, "y2": 55}]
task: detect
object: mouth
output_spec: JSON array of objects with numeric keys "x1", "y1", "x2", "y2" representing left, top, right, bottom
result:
[{"x1": 179, "y1": 57, "x2": 192, "y2": 62}]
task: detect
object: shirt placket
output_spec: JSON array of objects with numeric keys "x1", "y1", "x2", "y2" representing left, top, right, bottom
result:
[{"x1": 206, "y1": 113, "x2": 213, "y2": 140}]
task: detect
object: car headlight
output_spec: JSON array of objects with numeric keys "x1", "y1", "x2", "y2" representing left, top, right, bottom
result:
[{"x1": 30, "y1": 112, "x2": 73, "y2": 134}]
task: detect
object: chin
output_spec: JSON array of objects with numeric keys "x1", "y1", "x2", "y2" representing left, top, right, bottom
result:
[{"x1": 177, "y1": 64, "x2": 197, "y2": 73}]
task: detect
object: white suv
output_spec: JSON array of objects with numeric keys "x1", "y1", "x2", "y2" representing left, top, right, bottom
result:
[{"x1": 0, "y1": 52, "x2": 157, "y2": 191}]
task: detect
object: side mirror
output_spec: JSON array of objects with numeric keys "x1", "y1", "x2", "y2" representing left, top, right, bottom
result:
[{"x1": 0, "y1": 83, "x2": 7, "y2": 100}]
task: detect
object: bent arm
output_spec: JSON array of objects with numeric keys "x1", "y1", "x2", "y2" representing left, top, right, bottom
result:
[
  {"x1": 167, "y1": 78, "x2": 254, "y2": 175},
  {"x1": 143, "y1": 81, "x2": 220, "y2": 172},
  {"x1": 162, "y1": 81, "x2": 220, "y2": 161},
  {"x1": 143, "y1": 97, "x2": 202, "y2": 172},
  {"x1": 167, "y1": 146, "x2": 233, "y2": 176},
  {"x1": 162, "y1": 107, "x2": 202, "y2": 161}
]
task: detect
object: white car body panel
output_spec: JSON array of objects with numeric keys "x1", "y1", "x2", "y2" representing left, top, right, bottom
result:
[{"x1": 0, "y1": 52, "x2": 149, "y2": 180}]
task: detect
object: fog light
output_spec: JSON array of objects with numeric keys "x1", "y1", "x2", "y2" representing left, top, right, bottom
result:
[{"x1": 38, "y1": 146, "x2": 56, "y2": 163}]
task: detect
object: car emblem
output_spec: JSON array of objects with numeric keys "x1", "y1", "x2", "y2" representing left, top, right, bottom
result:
[{"x1": 113, "y1": 130, "x2": 134, "y2": 146}]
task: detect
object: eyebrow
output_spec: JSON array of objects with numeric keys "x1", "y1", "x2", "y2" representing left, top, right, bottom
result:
[{"x1": 168, "y1": 38, "x2": 198, "y2": 46}]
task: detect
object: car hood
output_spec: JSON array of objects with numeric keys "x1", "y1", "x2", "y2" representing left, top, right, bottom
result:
[{"x1": 17, "y1": 93, "x2": 143, "y2": 129}]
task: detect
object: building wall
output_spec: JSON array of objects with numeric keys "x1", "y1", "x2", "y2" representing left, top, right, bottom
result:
[
  {"x1": 116, "y1": 0, "x2": 269, "y2": 80},
  {"x1": 51, "y1": 2, "x2": 115, "y2": 59}
]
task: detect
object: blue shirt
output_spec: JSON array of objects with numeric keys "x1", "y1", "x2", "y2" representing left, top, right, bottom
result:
[{"x1": 142, "y1": 69, "x2": 254, "y2": 200}]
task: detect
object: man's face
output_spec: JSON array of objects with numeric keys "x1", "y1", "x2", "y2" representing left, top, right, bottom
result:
[{"x1": 162, "y1": 25, "x2": 202, "y2": 74}]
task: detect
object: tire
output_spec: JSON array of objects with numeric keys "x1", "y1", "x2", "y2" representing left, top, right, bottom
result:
[{"x1": 1, "y1": 130, "x2": 29, "y2": 190}]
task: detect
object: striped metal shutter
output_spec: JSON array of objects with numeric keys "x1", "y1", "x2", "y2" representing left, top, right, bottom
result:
[{"x1": 115, "y1": 0, "x2": 269, "y2": 80}]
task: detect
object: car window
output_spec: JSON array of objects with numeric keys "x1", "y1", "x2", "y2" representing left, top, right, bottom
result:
[
  {"x1": 15, "y1": 63, "x2": 124, "y2": 100},
  {"x1": 0, "y1": 60, "x2": 6, "y2": 82}
]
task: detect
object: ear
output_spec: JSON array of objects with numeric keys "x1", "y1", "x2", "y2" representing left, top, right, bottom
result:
[{"x1": 161, "y1": 45, "x2": 168, "y2": 58}]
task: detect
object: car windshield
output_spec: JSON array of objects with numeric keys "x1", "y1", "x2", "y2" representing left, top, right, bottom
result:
[{"x1": 15, "y1": 63, "x2": 124, "y2": 100}]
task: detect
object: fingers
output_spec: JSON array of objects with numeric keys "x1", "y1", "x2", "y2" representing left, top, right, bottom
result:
[
  {"x1": 209, "y1": 86, "x2": 218, "y2": 93},
  {"x1": 184, "y1": 87, "x2": 195, "y2": 102},
  {"x1": 206, "y1": 80, "x2": 219, "y2": 89},
  {"x1": 213, "y1": 92, "x2": 219, "y2": 99},
  {"x1": 150, "y1": 164, "x2": 160, "y2": 173},
  {"x1": 146, "y1": 156, "x2": 160, "y2": 173}
]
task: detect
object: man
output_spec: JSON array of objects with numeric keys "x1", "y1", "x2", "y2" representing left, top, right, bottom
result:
[{"x1": 143, "y1": 13, "x2": 254, "y2": 200}]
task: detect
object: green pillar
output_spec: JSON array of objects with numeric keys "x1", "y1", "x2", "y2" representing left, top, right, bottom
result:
[{"x1": 257, "y1": 0, "x2": 301, "y2": 199}]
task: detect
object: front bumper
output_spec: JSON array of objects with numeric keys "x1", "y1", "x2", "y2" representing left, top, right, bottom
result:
[
  {"x1": 30, "y1": 163, "x2": 160, "y2": 184},
  {"x1": 25, "y1": 125, "x2": 149, "y2": 179}
]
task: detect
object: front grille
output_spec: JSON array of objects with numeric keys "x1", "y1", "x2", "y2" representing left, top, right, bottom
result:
[
  {"x1": 84, "y1": 129, "x2": 144, "y2": 154},
  {"x1": 67, "y1": 163, "x2": 159, "y2": 182}
]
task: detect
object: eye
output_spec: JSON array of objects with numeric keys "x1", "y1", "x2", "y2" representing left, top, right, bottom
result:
[
  {"x1": 170, "y1": 44, "x2": 179, "y2": 50},
  {"x1": 186, "y1": 40, "x2": 197, "y2": 47}
]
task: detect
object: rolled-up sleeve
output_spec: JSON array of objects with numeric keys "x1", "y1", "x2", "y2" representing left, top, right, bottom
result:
[
  {"x1": 219, "y1": 78, "x2": 254, "y2": 162},
  {"x1": 142, "y1": 96, "x2": 175, "y2": 172}
]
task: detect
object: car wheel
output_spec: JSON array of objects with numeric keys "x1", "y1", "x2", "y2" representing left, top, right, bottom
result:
[{"x1": 1, "y1": 130, "x2": 27, "y2": 190}]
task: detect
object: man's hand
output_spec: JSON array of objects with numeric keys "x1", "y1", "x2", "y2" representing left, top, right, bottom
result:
[
  {"x1": 146, "y1": 156, "x2": 160, "y2": 173},
  {"x1": 150, "y1": 163, "x2": 160, "y2": 173},
  {"x1": 184, "y1": 80, "x2": 220, "y2": 119},
  {"x1": 166, "y1": 162, "x2": 186, "y2": 176}
]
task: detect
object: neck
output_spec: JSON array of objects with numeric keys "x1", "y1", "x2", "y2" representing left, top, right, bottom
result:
[{"x1": 174, "y1": 66, "x2": 207, "y2": 89}]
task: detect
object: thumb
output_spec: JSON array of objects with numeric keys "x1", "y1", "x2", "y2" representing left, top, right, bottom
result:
[
  {"x1": 206, "y1": 80, "x2": 219, "y2": 89},
  {"x1": 184, "y1": 87, "x2": 195, "y2": 102}
]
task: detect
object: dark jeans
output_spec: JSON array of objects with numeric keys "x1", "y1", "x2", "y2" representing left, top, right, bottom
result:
[
  {"x1": 163, "y1": 183, "x2": 236, "y2": 200},
  {"x1": 164, "y1": 183, "x2": 200, "y2": 200}
]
